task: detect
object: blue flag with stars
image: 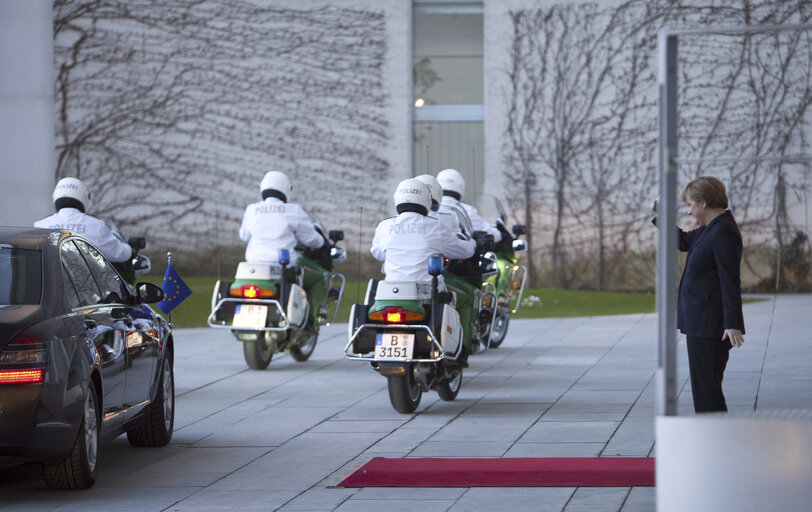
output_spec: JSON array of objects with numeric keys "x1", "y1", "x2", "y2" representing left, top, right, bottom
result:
[{"x1": 157, "y1": 263, "x2": 192, "y2": 314}]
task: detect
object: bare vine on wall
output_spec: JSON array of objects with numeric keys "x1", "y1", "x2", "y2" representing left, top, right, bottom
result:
[
  {"x1": 503, "y1": 0, "x2": 812, "y2": 290},
  {"x1": 53, "y1": 0, "x2": 393, "y2": 250}
]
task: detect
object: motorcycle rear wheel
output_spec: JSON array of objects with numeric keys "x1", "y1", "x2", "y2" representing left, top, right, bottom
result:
[
  {"x1": 488, "y1": 302, "x2": 511, "y2": 348},
  {"x1": 243, "y1": 335, "x2": 273, "y2": 370},
  {"x1": 436, "y1": 369, "x2": 463, "y2": 401},
  {"x1": 290, "y1": 332, "x2": 317, "y2": 362},
  {"x1": 387, "y1": 365, "x2": 422, "y2": 413}
]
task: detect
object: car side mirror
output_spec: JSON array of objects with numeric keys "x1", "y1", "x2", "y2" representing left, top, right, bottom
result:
[
  {"x1": 329, "y1": 230, "x2": 344, "y2": 242},
  {"x1": 127, "y1": 237, "x2": 146, "y2": 250},
  {"x1": 512, "y1": 225, "x2": 527, "y2": 236},
  {"x1": 135, "y1": 282, "x2": 164, "y2": 304}
]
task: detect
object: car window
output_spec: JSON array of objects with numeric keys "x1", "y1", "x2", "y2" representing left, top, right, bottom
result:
[
  {"x1": 74, "y1": 239, "x2": 126, "y2": 304},
  {"x1": 60, "y1": 241, "x2": 102, "y2": 306},
  {"x1": 0, "y1": 246, "x2": 42, "y2": 305},
  {"x1": 61, "y1": 262, "x2": 83, "y2": 309}
]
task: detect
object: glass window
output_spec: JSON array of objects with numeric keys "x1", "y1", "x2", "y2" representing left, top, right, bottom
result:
[
  {"x1": 74, "y1": 239, "x2": 126, "y2": 304},
  {"x1": 414, "y1": 121, "x2": 484, "y2": 198},
  {"x1": 61, "y1": 241, "x2": 102, "y2": 305},
  {"x1": 61, "y1": 262, "x2": 83, "y2": 309},
  {"x1": 0, "y1": 247, "x2": 42, "y2": 305},
  {"x1": 413, "y1": 11, "x2": 483, "y2": 105}
]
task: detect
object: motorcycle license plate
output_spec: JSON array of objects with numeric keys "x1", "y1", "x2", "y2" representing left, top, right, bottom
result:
[
  {"x1": 375, "y1": 333, "x2": 415, "y2": 361},
  {"x1": 233, "y1": 304, "x2": 268, "y2": 329}
]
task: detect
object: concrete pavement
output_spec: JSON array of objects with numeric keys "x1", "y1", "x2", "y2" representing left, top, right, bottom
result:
[{"x1": 1, "y1": 294, "x2": 810, "y2": 511}]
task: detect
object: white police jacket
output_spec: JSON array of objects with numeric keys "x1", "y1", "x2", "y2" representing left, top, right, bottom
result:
[
  {"x1": 239, "y1": 197, "x2": 324, "y2": 264},
  {"x1": 35, "y1": 207, "x2": 132, "y2": 262},
  {"x1": 440, "y1": 196, "x2": 502, "y2": 243},
  {"x1": 371, "y1": 211, "x2": 475, "y2": 287}
]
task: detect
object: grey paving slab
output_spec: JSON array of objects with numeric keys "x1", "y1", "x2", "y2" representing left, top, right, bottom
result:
[
  {"x1": 447, "y1": 487, "x2": 575, "y2": 512},
  {"x1": 1, "y1": 295, "x2": 808, "y2": 512},
  {"x1": 563, "y1": 488, "x2": 630, "y2": 511}
]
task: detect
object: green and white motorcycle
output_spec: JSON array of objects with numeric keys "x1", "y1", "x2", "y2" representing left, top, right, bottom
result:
[
  {"x1": 345, "y1": 253, "x2": 496, "y2": 413},
  {"x1": 208, "y1": 218, "x2": 346, "y2": 370},
  {"x1": 477, "y1": 194, "x2": 528, "y2": 348}
]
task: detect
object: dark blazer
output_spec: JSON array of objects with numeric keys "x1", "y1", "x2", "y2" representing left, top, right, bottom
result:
[{"x1": 675, "y1": 211, "x2": 745, "y2": 337}]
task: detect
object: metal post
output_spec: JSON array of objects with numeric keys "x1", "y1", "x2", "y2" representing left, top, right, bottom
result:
[
  {"x1": 166, "y1": 251, "x2": 174, "y2": 327},
  {"x1": 656, "y1": 33, "x2": 679, "y2": 417}
]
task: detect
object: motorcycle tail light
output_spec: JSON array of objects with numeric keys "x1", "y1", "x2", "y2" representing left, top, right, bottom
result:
[
  {"x1": 0, "y1": 332, "x2": 47, "y2": 385},
  {"x1": 369, "y1": 306, "x2": 424, "y2": 324},
  {"x1": 230, "y1": 284, "x2": 275, "y2": 299}
]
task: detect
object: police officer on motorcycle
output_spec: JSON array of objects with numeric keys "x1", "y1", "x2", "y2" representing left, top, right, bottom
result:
[
  {"x1": 371, "y1": 178, "x2": 476, "y2": 360},
  {"x1": 239, "y1": 170, "x2": 328, "y2": 329},
  {"x1": 436, "y1": 168, "x2": 502, "y2": 243},
  {"x1": 34, "y1": 177, "x2": 133, "y2": 263}
]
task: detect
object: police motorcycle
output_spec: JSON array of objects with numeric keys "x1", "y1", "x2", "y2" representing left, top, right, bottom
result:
[
  {"x1": 440, "y1": 201, "x2": 499, "y2": 355},
  {"x1": 345, "y1": 245, "x2": 497, "y2": 413},
  {"x1": 208, "y1": 216, "x2": 346, "y2": 370},
  {"x1": 113, "y1": 236, "x2": 152, "y2": 286},
  {"x1": 475, "y1": 194, "x2": 528, "y2": 348}
]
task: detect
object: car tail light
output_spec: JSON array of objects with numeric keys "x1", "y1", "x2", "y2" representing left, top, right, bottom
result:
[
  {"x1": 0, "y1": 369, "x2": 44, "y2": 385},
  {"x1": 0, "y1": 331, "x2": 48, "y2": 385},
  {"x1": 368, "y1": 307, "x2": 424, "y2": 324},
  {"x1": 230, "y1": 284, "x2": 275, "y2": 299}
]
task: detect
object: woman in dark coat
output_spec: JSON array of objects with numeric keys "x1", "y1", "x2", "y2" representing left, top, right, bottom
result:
[{"x1": 654, "y1": 176, "x2": 745, "y2": 413}]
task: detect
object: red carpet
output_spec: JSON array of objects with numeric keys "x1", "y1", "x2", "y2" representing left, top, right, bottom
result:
[{"x1": 338, "y1": 457, "x2": 655, "y2": 487}]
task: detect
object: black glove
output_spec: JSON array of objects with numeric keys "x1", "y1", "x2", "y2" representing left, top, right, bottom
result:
[{"x1": 473, "y1": 231, "x2": 494, "y2": 253}]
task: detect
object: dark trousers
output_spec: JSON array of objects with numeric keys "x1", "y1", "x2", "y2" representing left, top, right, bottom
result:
[{"x1": 686, "y1": 335, "x2": 731, "y2": 413}]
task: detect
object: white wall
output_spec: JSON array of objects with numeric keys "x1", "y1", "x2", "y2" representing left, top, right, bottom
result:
[{"x1": 0, "y1": 0, "x2": 54, "y2": 227}]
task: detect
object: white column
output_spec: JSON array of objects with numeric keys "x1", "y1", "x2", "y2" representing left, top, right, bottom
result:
[{"x1": 0, "y1": 0, "x2": 54, "y2": 226}]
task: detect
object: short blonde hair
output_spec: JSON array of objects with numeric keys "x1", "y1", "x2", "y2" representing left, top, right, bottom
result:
[{"x1": 680, "y1": 176, "x2": 728, "y2": 210}]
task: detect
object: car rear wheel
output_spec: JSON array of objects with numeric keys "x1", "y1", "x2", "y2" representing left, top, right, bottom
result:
[
  {"x1": 43, "y1": 380, "x2": 100, "y2": 490},
  {"x1": 126, "y1": 352, "x2": 175, "y2": 447}
]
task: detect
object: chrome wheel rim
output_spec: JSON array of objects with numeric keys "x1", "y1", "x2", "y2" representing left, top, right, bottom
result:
[
  {"x1": 85, "y1": 389, "x2": 99, "y2": 472},
  {"x1": 162, "y1": 360, "x2": 173, "y2": 431}
]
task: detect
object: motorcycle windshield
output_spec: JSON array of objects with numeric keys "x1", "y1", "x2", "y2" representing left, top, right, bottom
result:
[
  {"x1": 307, "y1": 212, "x2": 328, "y2": 239},
  {"x1": 475, "y1": 194, "x2": 507, "y2": 226}
]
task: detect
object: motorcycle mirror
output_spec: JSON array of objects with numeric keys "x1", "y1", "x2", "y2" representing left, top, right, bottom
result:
[
  {"x1": 127, "y1": 236, "x2": 146, "y2": 250},
  {"x1": 329, "y1": 230, "x2": 344, "y2": 242},
  {"x1": 512, "y1": 239, "x2": 527, "y2": 252},
  {"x1": 428, "y1": 254, "x2": 444, "y2": 276},
  {"x1": 278, "y1": 249, "x2": 291, "y2": 266},
  {"x1": 512, "y1": 225, "x2": 527, "y2": 236}
]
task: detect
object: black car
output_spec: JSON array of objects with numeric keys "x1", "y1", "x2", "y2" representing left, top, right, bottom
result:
[{"x1": 0, "y1": 227, "x2": 174, "y2": 489}]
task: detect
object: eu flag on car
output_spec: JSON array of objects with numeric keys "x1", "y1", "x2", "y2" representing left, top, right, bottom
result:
[{"x1": 157, "y1": 263, "x2": 192, "y2": 314}]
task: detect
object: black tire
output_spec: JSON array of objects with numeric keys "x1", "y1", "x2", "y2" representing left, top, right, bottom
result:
[
  {"x1": 43, "y1": 380, "x2": 100, "y2": 489},
  {"x1": 488, "y1": 302, "x2": 511, "y2": 348},
  {"x1": 386, "y1": 365, "x2": 422, "y2": 413},
  {"x1": 436, "y1": 369, "x2": 463, "y2": 401},
  {"x1": 290, "y1": 332, "x2": 317, "y2": 362},
  {"x1": 126, "y1": 352, "x2": 175, "y2": 447},
  {"x1": 243, "y1": 335, "x2": 273, "y2": 369}
]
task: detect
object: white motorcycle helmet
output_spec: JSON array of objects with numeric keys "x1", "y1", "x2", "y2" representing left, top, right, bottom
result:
[
  {"x1": 53, "y1": 177, "x2": 89, "y2": 213},
  {"x1": 260, "y1": 171, "x2": 293, "y2": 202},
  {"x1": 393, "y1": 178, "x2": 431, "y2": 216},
  {"x1": 415, "y1": 174, "x2": 442, "y2": 212},
  {"x1": 436, "y1": 168, "x2": 465, "y2": 200}
]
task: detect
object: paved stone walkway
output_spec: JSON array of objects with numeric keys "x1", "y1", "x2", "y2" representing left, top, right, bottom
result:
[{"x1": 1, "y1": 294, "x2": 809, "y2": 511}]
